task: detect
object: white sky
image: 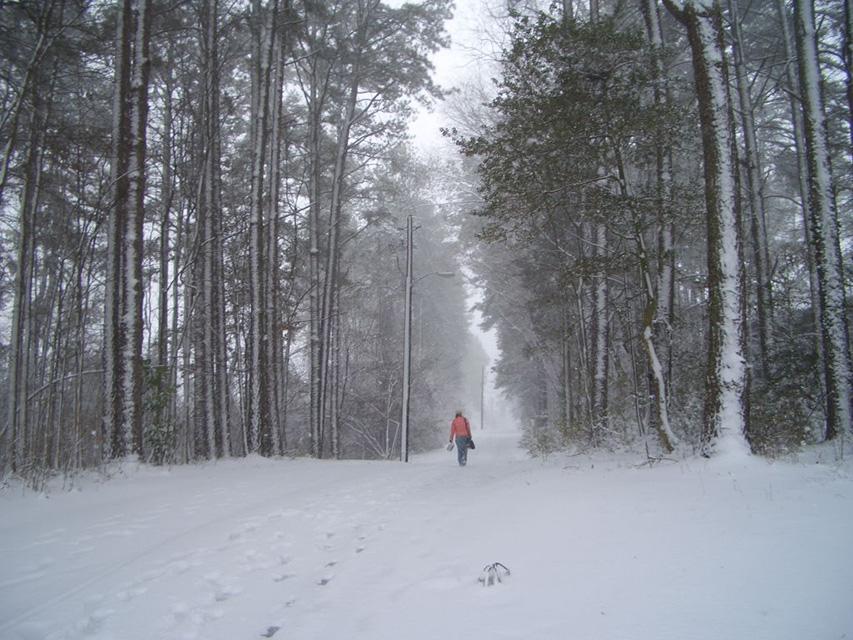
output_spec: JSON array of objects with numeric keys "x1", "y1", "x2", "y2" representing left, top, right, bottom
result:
[
  {"x1": 404, "y1": 0, "x2": 506, "y2": 417},
  {"x1": 410, "y1": 0, "x2": 500, "y2": 154}
]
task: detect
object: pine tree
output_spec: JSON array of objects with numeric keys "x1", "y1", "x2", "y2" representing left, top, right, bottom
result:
[{"x1": 663, "y1": 0, "x2": 751, "y2": 456}]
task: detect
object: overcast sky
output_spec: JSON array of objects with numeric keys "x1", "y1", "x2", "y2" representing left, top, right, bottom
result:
[
  {"x1": 394, "y1": 1, "x2": 507, "y2": 414},
  {"x1": 409, "y1": 0, "x2": 502, "y2": 154}
]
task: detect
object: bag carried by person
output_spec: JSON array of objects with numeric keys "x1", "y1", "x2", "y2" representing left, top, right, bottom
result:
[{"x1": 463, "y1": 417, "x2": 475, "y2": 450}]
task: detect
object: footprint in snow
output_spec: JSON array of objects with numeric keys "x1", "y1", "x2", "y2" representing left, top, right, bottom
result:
[
  {"x1": 116, "y1": 585, "x2": 148, "y2": 602},
  {"x1": 75, "y1": 607, "x2": 115, "y2": 635},
  {"x1": 170, "y1": 602, "x2": 190, "y2": 623},
  {"x1": 354, "y1": 533, "x2": 368, "y2": 553},
  {"x1": 204, "y1": 572, "x2": 242, "y2": 602},
  {"x1": 228, "y1": 520, "x2": 260, "y2": 542},
  {"x1": 171, "y1": 560, "x2": 192, "y2": 574},
  {"x1": 214, "y1": 585, "x2": 242, "y2": 602}
]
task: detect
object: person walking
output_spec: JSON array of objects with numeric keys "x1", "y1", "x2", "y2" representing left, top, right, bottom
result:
[{"x1": 449, "y1": 410, "x2": 473, "y2": 466}]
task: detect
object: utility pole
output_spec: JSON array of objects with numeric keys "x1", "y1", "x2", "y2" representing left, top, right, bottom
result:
[
  {"x1": 399, "y1": 213, "x2": 453, "y2": 462},
  {"x1": 480, "y1": 365, "x2": 485, "y2": 431},
  {"x1": 401, "y1": 215, "x2": 413, "y2": 462}
]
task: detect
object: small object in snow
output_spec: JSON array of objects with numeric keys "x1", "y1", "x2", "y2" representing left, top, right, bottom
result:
[
  {"x1": 478, "y1": 562, "x2": 511, "y2": 586},
  {"x1": 261, "y1": 626, "x2": 280, "y2": 637}
]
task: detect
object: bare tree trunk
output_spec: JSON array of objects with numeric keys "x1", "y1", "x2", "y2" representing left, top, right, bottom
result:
[
  {"x1": 305, "y1": 11, "x2": 329, "y2": 458},
  {"x1": 278, "y1": 153, "x2": 299, "y2": 453},
  {"x1": 194, "y1": 221, "x2": 210, "y2": 459},
  {"x1": 331, "y1": 273, "x2": 347, "y2": 459},
  {"x1": 281, "y1": 322, "x2": 293, "y2": 453},
  {"x1": 214, "y1": 221, "x2": 231, "y2": 457},
  {"x1": 71, "y1": 226, "x2": 95, "y2": 470},
  {"x1": 157, "y1": 66, "x2": 173, "y2": 377},
  {"x1": 265, "y1": 15, "x2": 288, "y2": 455},
  {"x1": 560, "y1": 307, "x2": 573, "y2": 432},
  {"x1": 775, "y1": 0, "x2": 823, "y2": 396},
  {"x1": 122, "y1": 0, "x2": 151, "y2": 459},
  {"x1": 170, "y1": 182, "x2": 185, "y2": 460},
  {"x1": 845, "y1": 0, "x2": 853, "y2": 154},
  {"x1": 4, "y1": 108, "x2": 44, "y2": 475},
  {"x1": 46, "y1": 272, "x2": 67, "y2": 470},
  {"x1": 617, "y1": 273, "x2": 647, "y2": 440},
  {"x1": 183, "y1": 312, "x2": 193, "y2": 462},
  {"x1": 72, "y1": 237, "x2": 86, "y2": 470},
  {"x1": 155, "y1": 58, "x2": 174, "y2": 464},
  {"x1": 266, "y1": 162, "x2": 282, "y2": 456},
  {"x1": 616, "y1": 132, "x2": 677, "y2": 451},
  {"x1": 210, "y1": 0, "x2": 229, "y2": 459},
  {"x1": 235, "y1": 315, "x2": 249, "y2": 456},
  {"x1": 728, "y1": 0, "x2": 773, "y2": 375},
  {"x1": 248, "y1": 0, "x2": 277, "y2": 455},
  {"x1": 640, "y1": 0, "x2": 677, "y2": 452},
  {"x1": 308, "y1": 70, "x2": 322, "y2": 457},
  {"x1": 663, "y1": 0, "x2": 750, "y2": 456},
  {"x1": 199, "y1": 0, "x2": 225, "y2": 458},
  {"x1": 573, "y1": 276, "x2": 593, "y2": 429},
  {"x1": 201, "y1": 51, "x2": 215, "y2": 460},
  {"x1": 637, "y1": 227, "x2": 677, "y2": 452},
  {"x1": 0, "y1": 0, "x2": 60, "y2": 208},
  {"x1": 202, "y1": 0, "x2": 231, "y2": 459},
  {"x1": 319, "y1": 79, "x2": 359, "y2": 457},
  {"x1": 104, "y1": 0, "x2": 133, "y2": 460},
  {"x1": 31, "y1": 262, "x2": 53, "y2": 471},
  {"x1": 590, "y1": 222, "x2": 609, "y2": 444},
  {"x1": 793, "y1": 0, "x2": 852, "y2": 442}
]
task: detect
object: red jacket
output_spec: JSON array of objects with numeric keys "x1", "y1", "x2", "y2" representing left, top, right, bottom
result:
[{"x1": 449, "y1": 416, "x2": 471, "y2": 440}]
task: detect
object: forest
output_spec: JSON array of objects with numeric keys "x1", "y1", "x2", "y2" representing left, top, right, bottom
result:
[{"x1": 0, "y1": 0, "x2": 850, "y2": 485}]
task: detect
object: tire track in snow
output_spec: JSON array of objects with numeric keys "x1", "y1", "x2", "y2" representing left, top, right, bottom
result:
[{"x1": 0, "y1": 493, "x2": 297, "y2": 637}]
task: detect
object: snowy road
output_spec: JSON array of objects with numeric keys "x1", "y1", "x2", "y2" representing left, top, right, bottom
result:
[{"x1": 2, "y1": 427, "x2": 852, "y2": 640}]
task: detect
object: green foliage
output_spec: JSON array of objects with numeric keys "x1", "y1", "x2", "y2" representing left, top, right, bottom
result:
[
  {"x1": 142, "y1": 361, "x2": 176, "y2": 466},
  {"x1": 453, "y1": 9, "x2": 697, "y2": 445},
  {"x1": 748, "y1": 380, "x2": 818, "y2": 457},
  {"x1": 520, "y1": 418, "x2": 558, "y2": 458},
  {"x1": 453, "y1": 12, "x2": 683, "y2": 238},
  {"x1": 747, "y1": 317, "x2": 824, "y2": 456},
  {"x1": 555, "y1": 417, "x2": 574, "y2": 447}
]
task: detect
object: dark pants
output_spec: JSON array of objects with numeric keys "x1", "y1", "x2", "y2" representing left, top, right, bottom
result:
[{"x1": 455, "y1": 436, "x2": 470, "y2": 466}]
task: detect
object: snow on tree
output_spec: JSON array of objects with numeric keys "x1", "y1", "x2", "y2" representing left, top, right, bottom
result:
[
  {"x1": 663, "y1": 0, "x2": 751, "y2": 457},
  {"x1": 792, "y1": 0, "x2": 852, "y2": 443}
]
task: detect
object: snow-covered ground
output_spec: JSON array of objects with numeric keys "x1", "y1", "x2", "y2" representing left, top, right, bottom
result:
[{"x1": 2, "y1": 425, "x2": 852, "y2": 640}]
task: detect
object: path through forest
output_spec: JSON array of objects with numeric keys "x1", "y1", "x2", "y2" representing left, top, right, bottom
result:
[{"x1": 2, "y1": 424, "x2": 852, "y2": 640}]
